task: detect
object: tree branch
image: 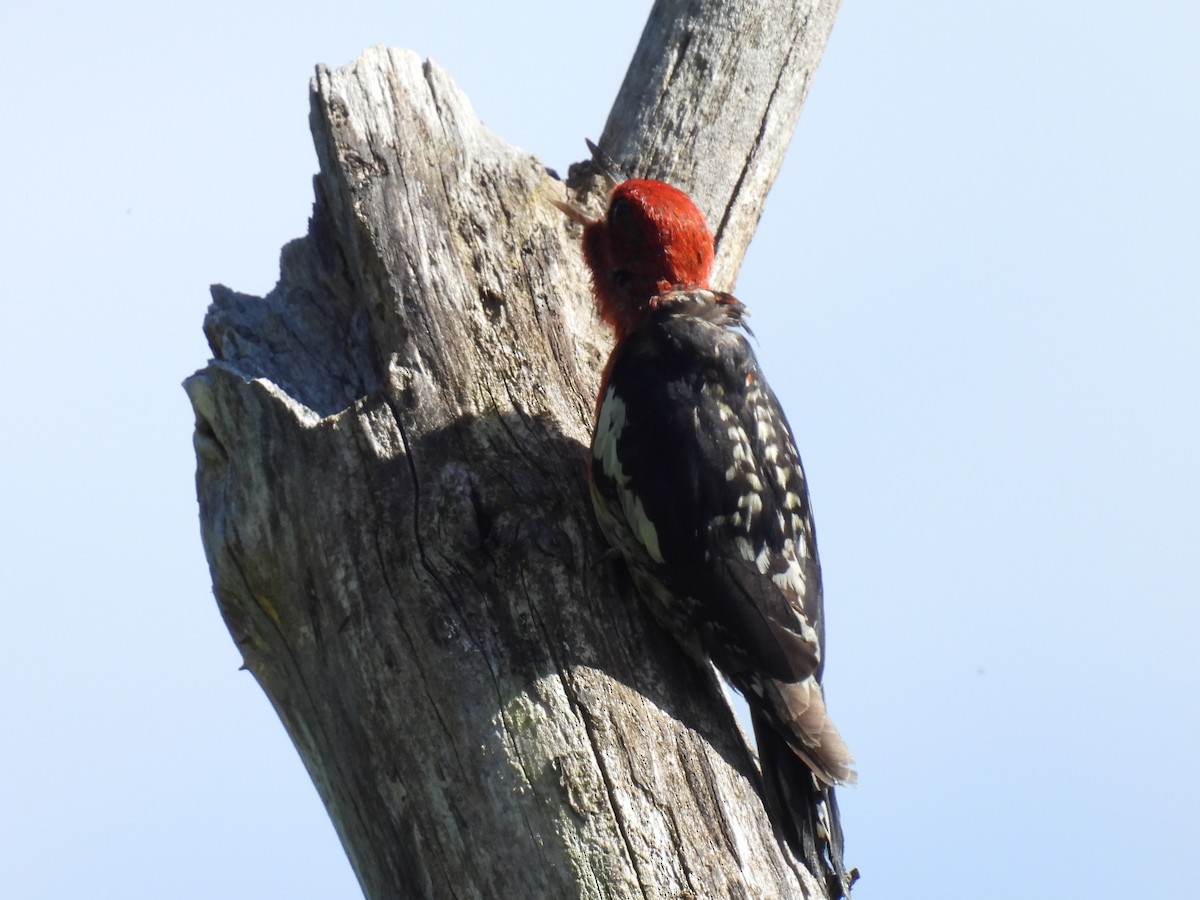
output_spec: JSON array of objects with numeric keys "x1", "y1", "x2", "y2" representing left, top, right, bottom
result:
[{"x1": 597, "y1": 0, "x2": 842, "y2": 287}]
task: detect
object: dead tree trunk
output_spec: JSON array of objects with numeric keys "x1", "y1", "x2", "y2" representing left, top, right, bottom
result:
[{"x1": 185, "y1": 2, "x2": 842, "y2": 897}]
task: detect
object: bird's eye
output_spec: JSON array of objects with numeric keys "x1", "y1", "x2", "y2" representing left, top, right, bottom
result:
[{"x1": 612, "y1": 269, "x2": 634, "y2": 289}]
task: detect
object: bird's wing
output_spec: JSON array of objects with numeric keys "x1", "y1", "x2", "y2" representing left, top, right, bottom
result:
[{"x1": 590, "y1": 302, "x2": 825, "y2": 685}]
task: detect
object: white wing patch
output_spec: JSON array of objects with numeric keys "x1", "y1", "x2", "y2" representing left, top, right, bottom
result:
[
  {"x1": 627, "y1": 494, "x2": 664, "y2": 563},
  {"x1": 593, "y1": 386, "x2": 627, "y2": 479},
  {"x1": 594, "y1": 387, "x2": 665, "y2": 564}
]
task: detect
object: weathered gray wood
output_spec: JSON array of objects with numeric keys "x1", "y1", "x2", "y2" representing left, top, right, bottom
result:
[
  {"x1": 187, "y1": 2, "x2": 841, "y2": 895},
  {"x1": 595, "y1": 0, "x2": 843, "y2": 288}
]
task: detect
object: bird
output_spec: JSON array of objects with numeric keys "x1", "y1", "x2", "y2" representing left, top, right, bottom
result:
[{"x1": 558, "y1": 174, "x2": 857, "y2": 897}]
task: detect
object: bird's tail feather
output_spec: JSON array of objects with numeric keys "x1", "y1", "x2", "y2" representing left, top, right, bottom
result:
[{"x1": 753, "y1": 708, "x2": 857, "y2": 898}]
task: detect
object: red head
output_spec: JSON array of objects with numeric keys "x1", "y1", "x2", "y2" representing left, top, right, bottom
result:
[{"x1": 576, "y1": 180, "x2": 715, "y2": 339}]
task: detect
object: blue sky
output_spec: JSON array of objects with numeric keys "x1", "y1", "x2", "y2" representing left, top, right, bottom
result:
[{"x1": 2, "y1": 2, "x2": 1196, "y2": 897}]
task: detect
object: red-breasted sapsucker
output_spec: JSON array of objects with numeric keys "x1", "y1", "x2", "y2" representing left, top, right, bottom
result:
[{"x1": 560, "y1": 177, "x2": 857, "y2": 897}]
